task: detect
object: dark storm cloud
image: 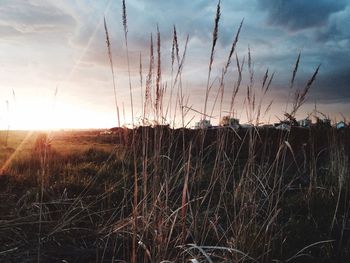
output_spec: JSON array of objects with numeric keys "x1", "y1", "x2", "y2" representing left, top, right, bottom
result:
[
  {"x1": 266, "y1": 47, "x2": 350, "y2": 105},
  {"x1": 307, "y1": 26, "x2": 350, "y2": 103},
  {"x1": 259, "y1": 0, "x2": 347, "y2": 31},
  {"x1": 314, "y1": 67, "x2": 350, "y2": 103},
  {"x1": 315, "y1": 6, "x2": 350, "y2": 42}
]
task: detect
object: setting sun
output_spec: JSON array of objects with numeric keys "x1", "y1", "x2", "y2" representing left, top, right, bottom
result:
[{"x1": 1, "y1": 95, "x2": 132, "y2": 130}]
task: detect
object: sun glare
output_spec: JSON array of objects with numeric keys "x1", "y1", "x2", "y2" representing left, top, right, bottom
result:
[{"x1": 3, "y1": 98, "x2": 118, "y2": 131}]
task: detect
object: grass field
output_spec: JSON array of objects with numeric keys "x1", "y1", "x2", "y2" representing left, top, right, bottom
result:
[{"x1": 0, "y1": 127, "x2": 349, "y2": 262}]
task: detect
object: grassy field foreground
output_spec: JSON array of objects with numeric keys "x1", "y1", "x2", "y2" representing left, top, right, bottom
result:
[{"x1": 0, "y1": 127, "x2": 349, "y2": 262}]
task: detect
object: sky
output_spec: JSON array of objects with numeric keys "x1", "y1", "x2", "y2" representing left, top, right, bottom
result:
[{"x1": 0, "y1": 0, "x2": 349, "y2": 130}]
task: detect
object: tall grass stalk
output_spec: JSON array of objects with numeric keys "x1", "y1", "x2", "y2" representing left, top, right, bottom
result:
[
  {"x1": 121, "y1": 1, "x2": 138, "y2": 262},
  {"x1": 203, "y1": 0, "x2": 220, "y2": 120},
  {"x1": 122, "y1": 0, "x2": 134, "y2": 125},
  {"x1": 103, "y1": 18, "x2": 120, "y2": 127}
]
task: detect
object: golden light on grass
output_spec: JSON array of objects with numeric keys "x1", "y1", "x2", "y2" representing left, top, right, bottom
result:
[{"x1": 0, "y1": 130, "x2": 33, "y2": 174}]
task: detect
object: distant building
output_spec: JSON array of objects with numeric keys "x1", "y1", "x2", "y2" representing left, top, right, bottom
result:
[
  {"x1": 298, "y1": 118, "x2": 312, "y2": 128},
  {"x1": 336, "y1": 121, "x2": 347, "y2": 130},
  {"x1": 195, "y1": 119, "x2": 212, "y2": 129},
  {"x1": 220, "y1": 116, "x2": 240, "y2": 129},
  {"x1": 275, "y1": 123, "x2": 291, "y2": 132},
  {"x1": 274, "y1": 120, "x2": 292, "y2": 130}
]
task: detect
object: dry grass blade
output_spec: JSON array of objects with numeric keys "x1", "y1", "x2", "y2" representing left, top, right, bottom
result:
[
  {"x1": 263, "y1": 99, "x2": 274, "y2": 116},
  {"x1": 303, "y1": 64, "x2": 321, "y2": 95},
  {"x1": 290, "y1": 52, "x2": 301, "y2": 90},
  {"x1": 285, "y1": 240, "x2": 335, "y2": 262},
  {"x1": 172, "y1": 25, "x2": 180, "y2": 67},
  {"x1": 262, "y1": 68, "x2": 269, "y2": 91},
  {"x1": 291, "y1": 64, "x2": 321, "y2": 117},
  {"x1": 139, "y1": 52, "x2": 144, "y2": 118},
  {"x1": 173, "y1": 35, "x2": 189, "y2": 88},
  {"x1": 203, "y1": 0, "x2": 221, "y2": 119},
  {"x1": 121, "y1": 0, "x2": 134, "y2": 125},
  {"x1": 182, "y1": 143, "x2": 192, "y2": 242},
  {"x1": 223, "y1": 18, "x2": 244, "y2": 75},
  {"x1": 248, "y1": 45, "x2": 253, "y2": 85},
  {"x1": 155, "y1": 25, "x2": 161, "y2": 119},
  {"x1": 167, "y1": 24, "x2": 180, "y2": 124},
  {"x1": 229, "y1": 53, "x2": 243, "y2": 116},
  {"x1": 103, "y1": 17, "x2": 120, "y2": 127},
  {"x1": 210, "y1": 0, "x2": 221, "y2": 73},
  {"x1": 183, "y1": 244, "x2": 214, "y2": 263},
  {"x1": 265, "y1": 72, "x2": 274, "y2": 95},
  {"x1": 120, "y1": 2, "x2": 138, "y2": 262},
  {"x1": 219, "y1": 18, "x2": 243, "y2": 120},
  {"x1": 145, "y1": 33, "x2": 154, "y2": 118},
  {"x1": 122, "y1": 0, "x2": 128, "y2": 39}
]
